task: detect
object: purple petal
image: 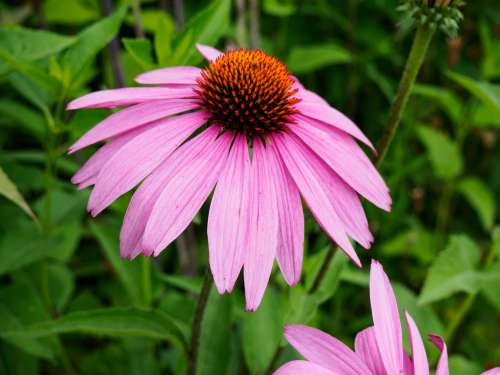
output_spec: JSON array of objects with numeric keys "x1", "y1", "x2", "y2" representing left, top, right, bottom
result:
[
  {"x1": 355, "y1": 326, "x2": 387, "y2": 375},
  {"x1": 405, "y1": 312, "x2": 429, "y2": 375},
  {"x1": 119, "y1": 127, "x2": 219, "y2": 259},
  {"x1": 67, "y1": 87, "x2": 197, "y2": 110},
  {"x1": 274, "y1": 360, "x2": 336, "y2": 375},
  {"x1": 284, "y1": 324, "x2": 371, "y2": 375},
  {"x1": 272, "y1": 132, "x2": 360, "y2": 266},
  {"x1": 291, "y1": 115, "x2": 391, "y2": 211},
  {"x1": 429, "y1": 335, "x2": 449, "y2": 375},
  {"x1": 142, "y1": 127, "x2": 232, "y2": 255},
  {"x1": 244, "y1": 139, "x2": 279, "y2": 311},
  {"x1": 481, "y1": 368, "x2": 500, "y2": 375},
  {"x1": 370, "y1": 260, "x2": 404, "y2": 375},
  {"x1": 268, "y1": 144, "x2": 304, "y2": 286},
  {"x1": 135, "y1": 66, "x2": 201, "y2": 85},
  {"x1": 69, "y1": 100, "x2": 200, "y2": 153},
  {"x1": 207, "y1": 135, "x2": 250, "y2": 293},
  {"x1": 196, "y1": 44, "x2": 223, "y2": 61}
]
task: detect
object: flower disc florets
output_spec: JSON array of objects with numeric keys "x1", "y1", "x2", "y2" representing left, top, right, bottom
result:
[
  {"x1": 399, "y1": 0, "x2": 465, "y2": 36},
  {"x1": 197, "y1": 49, "x2": 300, "y2": 137}
]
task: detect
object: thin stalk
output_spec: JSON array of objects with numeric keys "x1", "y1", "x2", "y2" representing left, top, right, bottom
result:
[
  {"x1": 249, "y1": 0, "x2": 260, "y2": 48},
  {"x1": 187, "y1": 270, "x2": 213, "y2": 375},
  {"x1": 131, "y1": 0, "x2": 145, "y2": 37},
  {"x1": 375, "y1": 25, "x2": 434, "y2": 167},
  {"x1": 102, "y1": 0, "x2": 125, "y2": 88},
  {"x1": 235, "y1": 0, "x2": 248, "y2": 47},
  {"x1": 173, "y1": 0, "x2": 185, "y2": 30}
]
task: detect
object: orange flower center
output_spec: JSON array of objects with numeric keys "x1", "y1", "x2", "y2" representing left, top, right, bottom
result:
[{"x1": 197, "y1": 49, "x2": 300, "y2": 137}]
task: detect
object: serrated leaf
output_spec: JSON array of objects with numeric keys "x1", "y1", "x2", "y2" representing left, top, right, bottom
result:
[
  {"x1": 458, "y1": 177, "x2": 496, "y2": 230},
  {"x1": 0, "y1": 166, "x2": 36, "y2": 221},
  {"x1": 416, "y1": 125, "x2": 463, "y2": 180},
  {"x1": 122, "y1": 38, "x2": 155, "y2": 70},
  {"x1": 419, "y1": 235, "x2": 481, "y2": 304},
  {"x1": 287, "y1": 43, "x2": 352, "y2": 73}
]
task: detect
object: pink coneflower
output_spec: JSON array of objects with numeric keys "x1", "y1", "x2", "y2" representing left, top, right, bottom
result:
[
  {"x1": 68, "y1": 44, "x2": 390, "y2": 310},
  {"x1": 275, "y1": 261, "x2": 500, "y2": 375}
]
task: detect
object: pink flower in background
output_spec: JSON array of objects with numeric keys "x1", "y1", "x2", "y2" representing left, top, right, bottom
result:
[
  {"x1": 68, "y1": 44, "x2": 390, "y2": 310},
  {"x1": 275, "y1": 261, "x2": 500, "y2": 375}
]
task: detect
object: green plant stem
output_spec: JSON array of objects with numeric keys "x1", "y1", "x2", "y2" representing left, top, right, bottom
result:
[
  {"x1": 131, "y1": 0, "x2": 144, "y2": 37},
  {"x1": 187, "y1": 270, "x2": 213, "y2": 375},
  {"x1": 142, "y1": 257, "x2": 152, "y2": 307},
  {"x1": 235, "y1": 0, "x2": 248, "y2": 47},
  {"x1": 375, "y1": 24, "x2": 434, "y2": 167}
]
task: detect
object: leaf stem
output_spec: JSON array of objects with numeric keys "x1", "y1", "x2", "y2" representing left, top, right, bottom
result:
[
  {"x1": 187, "y1": 270, "x2": 213, "y2": 375},
  {"x1": 375, "y1": 24, "x2": 434, "y2": 167}
]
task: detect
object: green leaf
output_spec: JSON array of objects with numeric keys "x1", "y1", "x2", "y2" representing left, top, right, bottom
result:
[
  {"x1": 243, "y1": 289, "x2": 282, "y2": 375},
  {"x1": 480, "y1": 260, "x2": 500, "y2": 312},
  {"x1": 309, "y1": 250, "x2": 348, "y2": 304},
  {"x1": 122, "y1": 38, "x2": 155, "y2": 70},
  {"x1": 0, "y1": 166, "x2": 36, "y2": 221},
  {"x1": 413, "y1": 84, "x2": 463, "y2": 123},
  {"x1": 173, "y1": 0, "x2": 231, "y2": 66},
  {"x1": 0, "y1": 99, "x2": 46, "y2": 140},
  {"x1": 448, "y1": 356, "x2": 482, "y2": 375},
  {"x1": 156, "y1": 273, "x2": 202, "y2": 294},
  {"x1": 419, "y1": 235, "x2": 481, "y2": 304},
  {"x1": 263, "y1": 0, "x2": 297, "y2": 16},
  {"x1": 196, "y1": 289, "x2": 232, "y2": 375},
  {"x1": 154, "y1": 14, "x2": 175, "y2": 66},
  {"x1": 415, "y1": 125, "x2": 463, "y2": 180},
  {"x1": 3, "y1": 308, "x2": 186, "y2": 346},
  {"x1": 61, "y1": 6, "x2": 127, "y2": 86},
  {"x1": 447, "y1": 71, "x2": 500, "y2": 113},
  {"x1": 47, "y1": 263, "x2": 75, "y2": 313},
  {"x1": 287, "y1": 43, "x2": 352, "y2": 74},
  {"x1": 458, "y1": 177, "x2": 496, "y2": 230},
  {"x1": 472, "y1": 103, "x2": 500, "y2": 128},
  {"x1": 89, "y1": 218, "x2": 143, "y2": 306},
  {"x1": 43, "y1": 0, "x2": 100, "y2": 25}
]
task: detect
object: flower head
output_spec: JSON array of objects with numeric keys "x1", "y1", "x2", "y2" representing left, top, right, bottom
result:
[
  {"x1": 68, "y1": 45, "x2": 391, "y2": 310},
  {"x1": 275, "y1": 261, "x2": 499, "y2": 375}
]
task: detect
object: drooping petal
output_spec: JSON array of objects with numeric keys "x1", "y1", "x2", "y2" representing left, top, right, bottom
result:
[
  {"x1": 142, "y1": 127, "x2": 232, "y2": 255},
  {"x1": 67, "y1": 87, "x2": 197, "y2": 110},
  {"x1": 69, "y1": 100, "x2": 200, "y2": 153},
  {"x1": 274, "y1": 360, "x2": 336, "y2": 375},
  {"x1": 481, "y1": 368, "x2": 500, "y2": 375},
  {"x1": 244, "y1": 139, "x2": 279, "y2": 311},
  {"x1": 207, "y1": 134, "x2": 250, "y2": 293},
  {"x1": 119, "y1": 127, "x2": 218, "y2": 259},
  {"x1": 295, "y1": 99, "x2": 374, "y2": 149},
  {"x1": 405, "y1": 312, "x2": 429, "y2": 375},
  {"x1": 290, "y1": 115, "x2": 391, "y2": 211},
  {"x1": 135, "y1": 66, "x2": 201, "y2": 85},
  {"x1": 196, "y1": 44, "x2": 223, "y2": 61},
  {"x1": 267, "y1": 143, "x2": 304, "y2": 285},
  {"x1": 369, "y1": 260, "x2": 404, "y2": 375},
  {"x1": 87, "y1": 111, "x2": 208, "y2": 216},
  {"x1": 428, "y1": 335, "x2": 449, "y2": 375},
  {"x1": 272, "y1": 132, "x2": 360, "y2": 266},
  {"x1": 284, "y1": 324, "x2": 372, "y2": 375},
  {"x1": 354, "y1": 327, "x2": 386, "y2": 375}
]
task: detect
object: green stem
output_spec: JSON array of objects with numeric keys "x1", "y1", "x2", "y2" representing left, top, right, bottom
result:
[
  {"x1": 131, "y1": 0, "x2": 144, "y2": 37},
  {"x1": 375, "y1": 25, "x2": 434, "y2": 167},
  {"x1": 235, "y1": 0, "x2": 248, "y2": 48},
  {"x1": 142, "y1": 257, "x2": 152, "y2": 307},
  {"x1": 187, "y1": 271, "x2": 213, "y2": 375}
]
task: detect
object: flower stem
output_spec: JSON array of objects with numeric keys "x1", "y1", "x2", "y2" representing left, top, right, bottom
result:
[
  {"x1": 131, "y1": 0, "x2": 144, "y2": 37},
  {"x1": 249, "y1": 0, "x2": 260, "y2": 48},
  {"x1": 187, "y1": 270, "x2": 213, "y2": 375},
  {"x1": 235, "y1": 0, "x2": 248, "y2": 47},
  {"x1": 375, "y1": 24, "x2": 434, "y2": 167}
]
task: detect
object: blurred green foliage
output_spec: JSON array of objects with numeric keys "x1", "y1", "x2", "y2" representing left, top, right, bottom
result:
[{"x1": 0, "y1": 0, "x2": 499, "y2": 374}]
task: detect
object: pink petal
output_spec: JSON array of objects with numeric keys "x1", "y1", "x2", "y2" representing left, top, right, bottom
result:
[
  {"x1": 274, "y1": 360, "x2": 336, "y2": 375},
  {"x1": 267, "y1": 144, "x2": 304, "y2": 286},
  {"x1": 207, "y1": 134, "x2": 250, "y2": 293},
  {"x1": 295, "y1": 98, "x2": 374, "y2": 150},
  {"x1": 355, "y1": 326, "x2": 387, "y2": 375},
  {"x1": 135, "y1": 66, "x2": 201, "y2": 85},
  {"x1": 284, "y1": 324, "x2": 371, "y2": 375},
  {"x1": 243, "y1": 139, "x2": 279, "y2": 311},
  {"x1": 405, "y1": 312, "x2": 429, "y2": 375},
  {"x1": 196, "y1": 44, "x2": 223, "y2": 61},
  {"x1": 87, "y1": 111, "x2": 208, "y2": 216},
  {"x1": 272, "y1": 133, "x2": 360, "y2": 266},
  {"x1": 119, "y1": 127, "x2": 219, "y2": 259},
  {"x1": 69, "y1": 100, "x2": 200, "y2": 153},
  {"x1": 290, "y1": 115, "x2": 391, "y2": 211},
  {"x1": 67, "y1": 87, "x2": 197, "y2": 110},
  {"x1": 481, "y1": 368, "x2": 500, "y2": 375},
  {"x1": 428, "y1": 335, "x2": 449, "y2": 375},
  {"x1": 142, "y1": 127, "x2": 232, "y2": 255},
  {"x1": 370, "y1": 260, "x2": 404, "y2": 375}
]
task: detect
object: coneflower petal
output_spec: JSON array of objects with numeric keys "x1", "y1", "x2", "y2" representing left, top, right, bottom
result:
[
  {"x1": 244, "y1": 139, "x2": 279, "y2": 311},
  {"x1": 268, "y1": 142, "x2": 304, "y2": 286},
  {"x1": 69, "y1": 100, "x2": 200, "y2": 153},
  {"x1": 135, "y1": 66, "x2": 201, "y2": 85},
  {"x1": 429, "y1": 335, "x2": 449, "y2": 375},
  {"x1": 273, "y1": 360, "x2": 336, "y2": 375},
  {"x1": 405, "y1": 312, "x2": 429, "y2": 375},
  {"x1": 196, "y1": 43, "x2": 223, "y2": 61},
  {"x1": 354, "y1": 327, "x2": 386, "y2": 375},
  {"x1": 208, "y1": 134, "x2": 250, "y2": 293},
  {"x1": 142, "y1": 127, "x2": 232, "y2": 255},
  {"x1": 273, "y1": 132, "x2": 360, "y2": 266}
]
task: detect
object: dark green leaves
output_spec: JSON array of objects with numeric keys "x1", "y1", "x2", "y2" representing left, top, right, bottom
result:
[
  {"x1": 0, "y1": 167, "x2": 36, "y2": 221},
  {"x1": 287, "y1": 43, "x2": 352, "y2": 73}
]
